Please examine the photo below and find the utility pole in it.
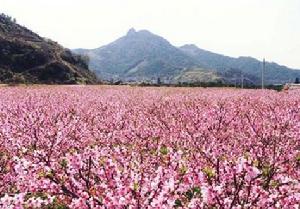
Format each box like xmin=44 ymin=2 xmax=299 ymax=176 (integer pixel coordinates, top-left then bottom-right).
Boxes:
xmin=234 ymin=75 xmax=237 ymax=88
xmin=262 ymin=58 xmax=265 ymax=89
xmin=241 ymin=73 xmax=244 ymax=89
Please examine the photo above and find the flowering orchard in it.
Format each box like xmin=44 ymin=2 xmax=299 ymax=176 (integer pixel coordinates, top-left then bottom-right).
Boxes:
xmin=0 ymin=86 xmax=299 ymax=209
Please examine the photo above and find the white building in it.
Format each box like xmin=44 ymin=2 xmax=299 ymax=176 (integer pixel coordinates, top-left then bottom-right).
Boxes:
xmin=284 ymin=83 xmax=300 ymax=90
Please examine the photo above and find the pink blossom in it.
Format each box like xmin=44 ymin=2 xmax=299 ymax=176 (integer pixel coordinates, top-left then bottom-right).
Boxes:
xmin=0 ymin=86 xmax=299 ymax=208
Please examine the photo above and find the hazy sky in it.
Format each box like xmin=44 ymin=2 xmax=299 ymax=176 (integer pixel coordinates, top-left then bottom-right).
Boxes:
xmin=1 ymin=0 xmax=300 ymax=69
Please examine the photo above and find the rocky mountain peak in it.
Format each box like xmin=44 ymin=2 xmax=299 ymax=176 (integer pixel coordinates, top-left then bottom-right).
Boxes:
xmin=126 ymin=28 xmax=136 ymax=36
xmin=181 ymin=44 xmax=199 ymax=49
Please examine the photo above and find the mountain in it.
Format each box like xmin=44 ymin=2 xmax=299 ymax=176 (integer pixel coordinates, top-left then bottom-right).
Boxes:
xmin=0 ymin=13 xmax=97 ymax=84
xmin=74 ymin=28 xmax=300 ymax=85
xmin=180 ymin=44 xmax=300 ymax=85
xmin=74 ymin=28 xmax=220 ymax=83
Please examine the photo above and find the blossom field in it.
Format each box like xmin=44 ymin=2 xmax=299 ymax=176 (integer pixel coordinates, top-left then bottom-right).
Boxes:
xmin=0 ymin=86 xmax=299 ymax=209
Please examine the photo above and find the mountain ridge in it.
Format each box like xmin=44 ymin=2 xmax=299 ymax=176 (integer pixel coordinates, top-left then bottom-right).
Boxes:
xmin=0 ymin=13 xmax=97 ymax=84
xmin=74 ymin=29 xmax=219 ymax=83
xmin=74 ymin=28 xmax=300 ymax=85
xmin=181 ymin=44 xmax=299 ymax=71
xmin=180 ymin=44 xmax=300 ymax=84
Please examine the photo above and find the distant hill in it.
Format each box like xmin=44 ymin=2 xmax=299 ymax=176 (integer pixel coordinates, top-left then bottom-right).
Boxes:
xmin=75 ymin=29 xmax=300 ymax=85
xmin=74 ymin=29 xmax=219 ymax=83
xmin=0 ymin=13 xmax=97 ymax=84
xmin=180 ymin=44 xmax=300 ymax=85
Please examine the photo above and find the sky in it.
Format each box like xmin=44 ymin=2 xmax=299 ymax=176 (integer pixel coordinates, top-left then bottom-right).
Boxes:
xmin=1 ymin=0 xmax=300 ymax=69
